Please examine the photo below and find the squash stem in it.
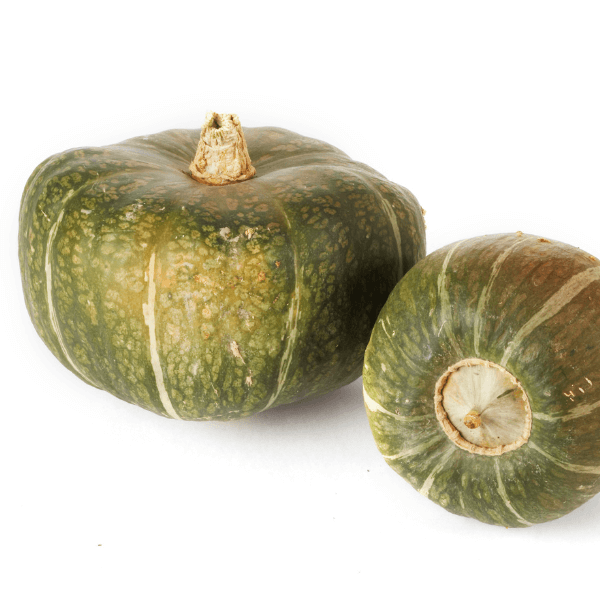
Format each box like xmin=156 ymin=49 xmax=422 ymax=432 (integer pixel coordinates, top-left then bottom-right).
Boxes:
xmin=463 ymin=410 xmax=482 ymax=429
xmin=189 ymin=112 xmax=256 ymax=186
xmin=434 ymin=358 xmax=532 ymax=456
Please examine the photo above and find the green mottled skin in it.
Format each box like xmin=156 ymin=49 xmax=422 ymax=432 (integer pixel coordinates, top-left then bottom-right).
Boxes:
xmin=20 ymin=126 xmax=425 ymax=420
xmin=364 ymin=233 xmax=600 ymax=526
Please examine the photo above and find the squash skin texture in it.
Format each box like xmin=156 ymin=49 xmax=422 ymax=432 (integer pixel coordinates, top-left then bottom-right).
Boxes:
xmin=363 ymin=233 xmax=600 ymax=526
xmin=20 ymin=126 xmax=425 ymax=420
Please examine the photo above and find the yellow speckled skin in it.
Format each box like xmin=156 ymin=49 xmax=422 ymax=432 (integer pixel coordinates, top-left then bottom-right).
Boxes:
xmin=20 ymin=126 xmax=425 ymax=420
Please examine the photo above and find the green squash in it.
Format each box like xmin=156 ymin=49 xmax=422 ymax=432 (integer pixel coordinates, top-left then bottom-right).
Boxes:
xmin=19 ymin=113 xmax=425 ymax=421
xmin=363 ymin=232 xmax=600 ymax=526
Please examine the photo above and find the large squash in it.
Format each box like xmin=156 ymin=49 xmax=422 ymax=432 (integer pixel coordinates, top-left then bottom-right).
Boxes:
xmin=20 ymin=113 xmax=425 ymax=420
xmin=364 ymin=233 xmax=600 ymax=526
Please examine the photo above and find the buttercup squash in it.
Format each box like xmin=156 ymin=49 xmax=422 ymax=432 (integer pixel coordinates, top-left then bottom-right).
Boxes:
xmin=364 ymin=233 xmax=600 ymax=526
xmin=20 ymin=113 xmax=425 ymax=420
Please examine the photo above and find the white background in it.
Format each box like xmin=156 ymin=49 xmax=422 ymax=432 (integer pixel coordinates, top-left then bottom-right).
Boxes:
xmin=2 ymin=1 xmax=600 ymax=598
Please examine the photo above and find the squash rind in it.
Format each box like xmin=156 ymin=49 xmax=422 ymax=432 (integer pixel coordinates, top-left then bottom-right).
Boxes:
xmin=364 ymin=233 xmax=600 ymax=526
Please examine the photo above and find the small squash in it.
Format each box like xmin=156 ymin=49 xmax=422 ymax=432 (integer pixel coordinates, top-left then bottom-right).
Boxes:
xmin=20 ymin=113 xmax=425 ymax=420
xmin=364 ymin=233 xmax=600 ymax=526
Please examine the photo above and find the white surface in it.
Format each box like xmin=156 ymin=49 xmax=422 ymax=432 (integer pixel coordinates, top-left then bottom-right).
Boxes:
xmin=2 ymin=1 xmax=600 ymax=598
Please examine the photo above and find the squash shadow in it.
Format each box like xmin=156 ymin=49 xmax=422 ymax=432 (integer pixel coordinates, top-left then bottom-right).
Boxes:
xmin=204 ymin=377 xmax=600 ymax=537
xmin=246 ymin=379 xmax=600 ymax=538
xmin=226 ymin=376 xmax=368 ymax=438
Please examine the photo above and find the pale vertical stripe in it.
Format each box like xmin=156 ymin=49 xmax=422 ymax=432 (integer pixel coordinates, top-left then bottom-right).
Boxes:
xmin=363 ymin=386 xmax=428 ymax=423
xmin=396 ymin=344 xmax=427 ymax=375
xmin=377 ymin=194 xmax=403 ymax=279
xmin=533 ymin=396 xmax=600 ymax=423
xmin=494 ymin=460 xmax=533 ymax=526
xmin=380 ymin=318 xmax=392 ymax=339
xmin=45 ymin=197 xmax=98 ymax=388
xmin=437 ymin=242 xmax=463 ymax=356
xmin=142 ymin=252 xmax=181 ymax=420
xmin=379 ymin=319 xmax=426 ymax=375
xmin=532 ymin=412 xmax=560 ymax=422
xmin=419 ymin=448 xmax=455 ymax=497
xmin=473 ymin=238 xmax=526 ymax=356
xmin=383 ymin=436 xmax=442 ymax=461
xmin=529 ymin=442 xmax=600 ymax=474
xmin=501 ymin=266 xmax=600 ymax=366
xmin=262 ymin=214 xmax=302 ymax=411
